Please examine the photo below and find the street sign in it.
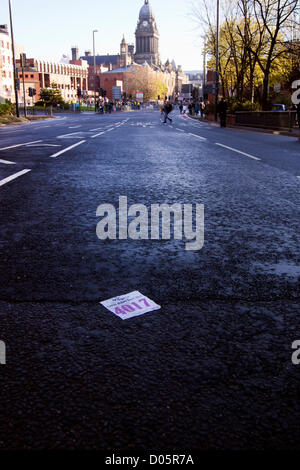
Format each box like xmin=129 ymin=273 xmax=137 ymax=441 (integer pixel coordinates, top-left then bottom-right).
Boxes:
xmin=112 ymin=86 xmax=122 ymax=100
xmin=20 ymin=53 xmax=26 ymax=68
xmin=136 ymin=92 xmax=144 ymax=102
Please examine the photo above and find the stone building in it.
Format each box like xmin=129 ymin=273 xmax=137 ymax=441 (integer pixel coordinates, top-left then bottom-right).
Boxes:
xmin=134 ymin=0 xmax=160 ymax=66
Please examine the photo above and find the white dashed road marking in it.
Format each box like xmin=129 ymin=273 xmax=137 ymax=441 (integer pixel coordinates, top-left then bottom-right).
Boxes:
xmin=0 ymin=159 xmax=16 ymax=165
xmin=0 ymin=140 xmax=43 ymax=151
xmin=91 ymin=131 xmax=106 ymax=139
xmin=26 ymin=144 xmax=61 ymax=148
xmin=215 ymin=143 xmax=261 ymax=161
xmin=188 ymin=133 xmax=207 ymax=141
xmin=50 ymin=140 xmax=86 ymax=158
xmin=0 ymin=169 xmax=31 ymax=187
xmin=57 ymin=132 xmax=83 ymax=139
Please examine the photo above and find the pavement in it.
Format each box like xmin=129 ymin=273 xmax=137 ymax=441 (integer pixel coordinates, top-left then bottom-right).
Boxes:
xmin=190 ymin=114 xmax=300 ymax=138
xmin=0 ymin=109 xmax=299 ymax=450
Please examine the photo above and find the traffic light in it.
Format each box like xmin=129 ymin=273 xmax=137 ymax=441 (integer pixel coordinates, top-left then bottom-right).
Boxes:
xmin=158 ymin=95 xmax=160 ymax=100
xmin=28 ymin=87 xmax=37 ymax=97
xmin=77 ymin=88 xmax=82 ymax=97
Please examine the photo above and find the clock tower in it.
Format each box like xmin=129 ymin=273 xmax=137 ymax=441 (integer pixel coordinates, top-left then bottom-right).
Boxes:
xmin=134 ymin=0 xmax=160 ymax=66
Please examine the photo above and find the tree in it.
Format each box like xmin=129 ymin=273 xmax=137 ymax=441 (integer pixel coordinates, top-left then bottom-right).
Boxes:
xmin=250 ymin=0 xmax=299 ymax=108
xmin=39 ymin=82 xmax=64 ymax=105
xmin=192 ymin=0 xmax=299 ymax=109
xmin=125 ymin=66 xmax=168 ymax=101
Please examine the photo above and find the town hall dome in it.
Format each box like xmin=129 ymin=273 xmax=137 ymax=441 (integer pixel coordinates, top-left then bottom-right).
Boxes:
xmin=139 ymin=0 xmax=154 ymax=21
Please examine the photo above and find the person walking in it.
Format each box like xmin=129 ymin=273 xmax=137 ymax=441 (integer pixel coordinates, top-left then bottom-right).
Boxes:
xmin=163 ymin=101 xmax=173 ymax=124
xmin=179 ymin=103 xmax=183 ymax=114
xmin=219 ymin=98 xmax=228 ymax=128
xmin=200 ymin=101 xmax=205 ymax=118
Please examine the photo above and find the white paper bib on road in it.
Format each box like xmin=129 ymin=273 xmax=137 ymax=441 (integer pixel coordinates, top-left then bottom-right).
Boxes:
xmin=100 ymin=291 xmax=161 ymax=320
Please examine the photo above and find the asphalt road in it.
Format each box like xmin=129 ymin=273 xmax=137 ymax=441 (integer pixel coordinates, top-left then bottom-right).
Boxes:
xmin=0 ymin=109 xmax=299 ymax=450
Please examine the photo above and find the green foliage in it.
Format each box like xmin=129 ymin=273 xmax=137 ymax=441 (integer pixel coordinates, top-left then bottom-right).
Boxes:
xmin=270 ymin=92 xmax=292 ymax=109
xmin=200 ymin=0 xmax=298 ymax=109
xmin=39 ymin=83 xmax=64 ymax=105
xmin=227 ymin=99 xmax=260 ymax=114
xmin=0 ymin=101 xmax=15 ymax=116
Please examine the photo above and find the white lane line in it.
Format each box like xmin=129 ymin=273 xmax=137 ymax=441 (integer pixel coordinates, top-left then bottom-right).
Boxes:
xmin=176 ymin=128 xmax=184 ymax=132
xmin=57 ymin=132 xmax=82 ymax=139
xmin=91 ymin=131 xmax=106 ymax=139
xmin=297 ymin=176 xmax=300 ymax=179
xmin=188 ymin=133 xmax=207 ymax=141
xmin=69 ymin=125 xmax=81 ymax=129
xmin=0 ymin=169 xmax=31 ymax=187
xmin=215 ymin=143 xmax=261 ymax=161
xmin=106 ymin=128 xmax=114 ymax=132
xmin=0 ymin=158 xmax=16 ymax=165
xmin=49 ymin=140 xmax=86 ymax=158
xmin=90 ymin=127 xmax=103 ymax=132
xmin=26 ymin=144 xmax=61 ymax=147
xmin=0 ymin=140 xmax=42 ymax=151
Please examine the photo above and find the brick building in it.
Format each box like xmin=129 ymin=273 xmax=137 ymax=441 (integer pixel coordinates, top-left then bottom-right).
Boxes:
xmin=16 ymin=57 xmax=89 ymax=103
xmin=18 ymin=68 xmax=40 ymax=106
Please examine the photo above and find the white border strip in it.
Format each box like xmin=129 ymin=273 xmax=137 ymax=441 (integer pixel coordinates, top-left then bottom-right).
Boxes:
xmin=49 ymin=140 xmax=86 ymax=158
xmin=215 ymin=143 xmax=261 ymax=161
xmin=0 ymin=169 xmax=31 ymax=187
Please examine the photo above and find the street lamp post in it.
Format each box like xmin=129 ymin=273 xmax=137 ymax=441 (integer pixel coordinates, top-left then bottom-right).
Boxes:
xmin=8 ymin=0 xmax=20 ymax=117
xmin=214 ymin=0 xmax=220 ymax=122
xmin=93 ymin=29 xmax=98 ymax=112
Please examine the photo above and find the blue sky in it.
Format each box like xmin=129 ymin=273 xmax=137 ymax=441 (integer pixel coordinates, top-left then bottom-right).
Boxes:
xmin=0 ymin=0 xmax=203 ymax=70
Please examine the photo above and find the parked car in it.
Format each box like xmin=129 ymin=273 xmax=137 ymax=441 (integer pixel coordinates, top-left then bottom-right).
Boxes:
xmin=272 ymin=104 xmax=286 ymax=111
